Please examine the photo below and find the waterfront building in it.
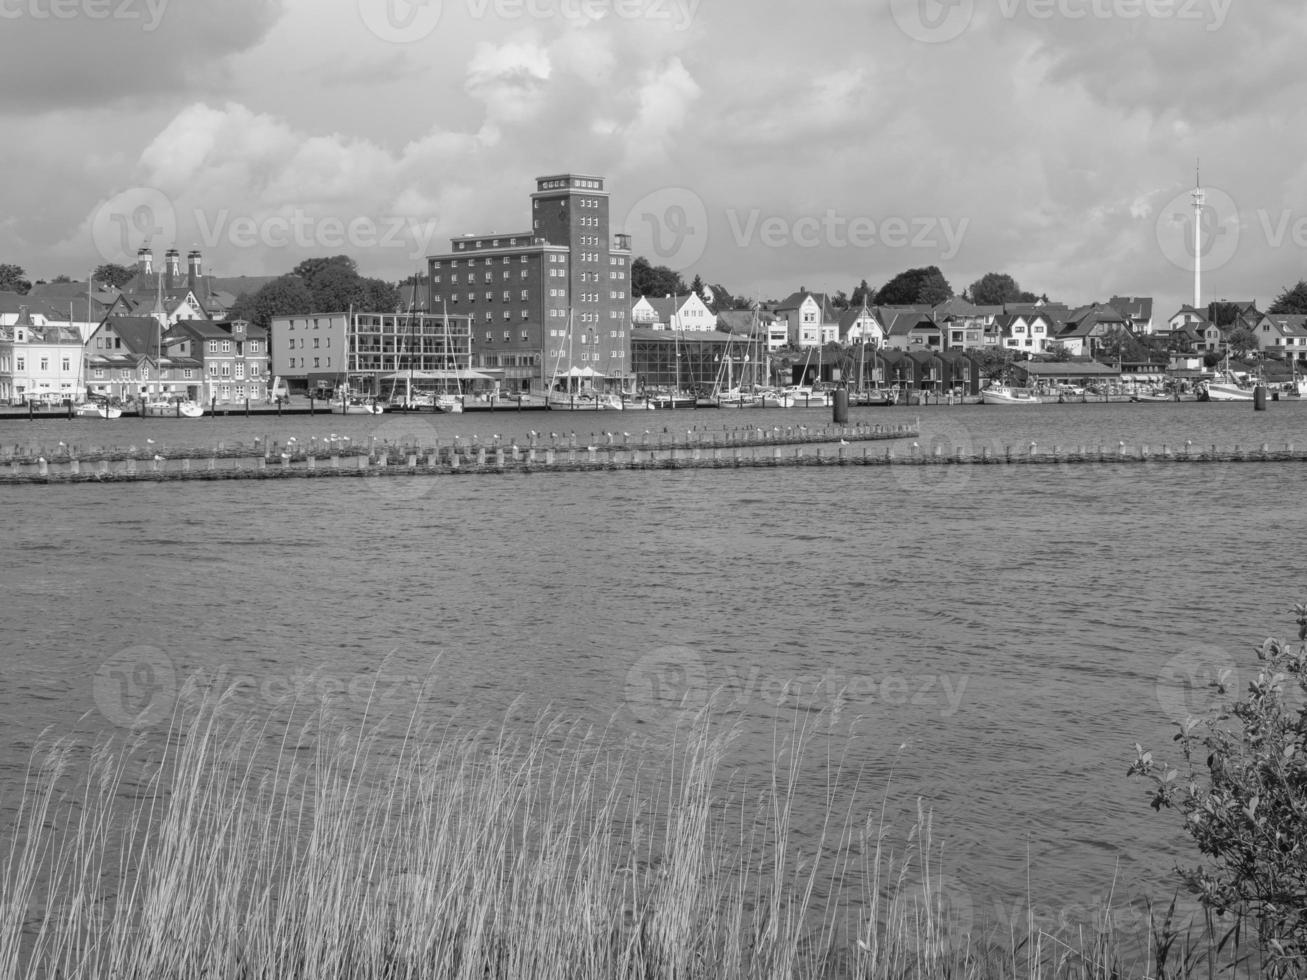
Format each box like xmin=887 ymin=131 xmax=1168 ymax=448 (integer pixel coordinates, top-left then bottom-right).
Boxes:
xmin=83 ymin=315 xmax=203 ymax=403
xmin=269 ymin=310 xmax=473 ymax=398
xmin=0 ymin=307 xmax=86 ymax=405
xmin=427 ymin=174 xmax=633 ymax=394
xmin=168 ymin=319 xmax=271 ymax=406
xmin=628 ymin=327 xmax=739 ymax=391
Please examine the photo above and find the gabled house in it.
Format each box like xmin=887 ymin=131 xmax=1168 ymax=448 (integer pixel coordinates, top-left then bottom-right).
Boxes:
xmin=631 ymin=292 xmax=715 ymax=332
xmin=879 ymin=307 xmax=942 ymax=351
xmin=1108 ymin=296 xmax=1154 ymax=335
xmin=83 ymin=315 xmax=204 ymax=402
xmin=838 ymin=303 xmax=884 ymax=347
xmin=1260 ymin=314 xmax=1307 ymax=362
xmin=1055 ymin=304 xmax=1130 ymax=357
xmin=169 ymin=319 xmax=271 ymax=405
xmin=994 ymin=312 xmax=1053 ymax=355
xmin=775 ymin=289 xmax=840 ymax=348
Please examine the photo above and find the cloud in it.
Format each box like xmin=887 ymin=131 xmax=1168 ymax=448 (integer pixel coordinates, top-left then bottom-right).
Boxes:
xmin=0 ymin=1 xmax=285 ymax=113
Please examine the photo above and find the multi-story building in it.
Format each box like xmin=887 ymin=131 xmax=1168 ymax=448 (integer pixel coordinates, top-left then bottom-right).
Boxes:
xmin=427 ymin=174 xmax=633 ymax=393
xmin=83 ymin=315 xmax=204 ymax=403
xmin=2 ymin=307 xmax=88 ymax=405
xmin=269 ymin=311 xmax=473 ymax=398
xmin=168 ymin=319 xmax=271 ymax=405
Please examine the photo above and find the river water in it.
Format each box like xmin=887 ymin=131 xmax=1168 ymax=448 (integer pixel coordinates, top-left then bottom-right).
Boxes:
xmin=2 ymin=399 xmax=1304 ymax=942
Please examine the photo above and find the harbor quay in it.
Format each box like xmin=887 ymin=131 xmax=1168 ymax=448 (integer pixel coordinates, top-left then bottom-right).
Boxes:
xmin=0 ymin=421 xmax=1302 ymax=484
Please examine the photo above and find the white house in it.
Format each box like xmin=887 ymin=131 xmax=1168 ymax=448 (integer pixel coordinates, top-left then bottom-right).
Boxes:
xmin=995 ymin=312 xmax=1053 ymax=354
xmin=3 ymin=308 xmax=85 ymax=405
xmin=631 ymin=293 xmax=715 ymax=332
xmin=838 ymin=304 xmax=884 ymax=347
xmin=775 ymin=290 xmax=839 ymax=348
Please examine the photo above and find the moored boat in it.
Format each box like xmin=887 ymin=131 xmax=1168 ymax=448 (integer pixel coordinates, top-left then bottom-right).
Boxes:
xmin=73 ymin=401 xmax=123 ymax=419
xmin=141 ymin=398 xmax=204 ymax=418
xmin=981 ymin=384 xmax=1041 ymax=405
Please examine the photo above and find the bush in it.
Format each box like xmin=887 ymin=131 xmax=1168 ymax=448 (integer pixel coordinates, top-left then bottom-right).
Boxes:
xmin=1129 ymin=603 xmax=1307 ymax=978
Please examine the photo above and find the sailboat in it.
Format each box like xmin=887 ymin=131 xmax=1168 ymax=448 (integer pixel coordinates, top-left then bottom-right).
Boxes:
xmin=435 ymin=301 xmax=464 ymax=413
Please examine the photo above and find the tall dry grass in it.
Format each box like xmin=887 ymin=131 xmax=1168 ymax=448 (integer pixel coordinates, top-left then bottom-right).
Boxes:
xmin=0 ymin=681 xmax=1251 ymax=979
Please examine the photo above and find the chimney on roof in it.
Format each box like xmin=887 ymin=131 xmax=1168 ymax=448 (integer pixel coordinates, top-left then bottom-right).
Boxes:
xmin=187 ymin=249 xmax=202 ymax=279
xmin=137 ymin=247 xmax=153 ymax=277
xmin=165 ymin=248 xmax=181 ymax=285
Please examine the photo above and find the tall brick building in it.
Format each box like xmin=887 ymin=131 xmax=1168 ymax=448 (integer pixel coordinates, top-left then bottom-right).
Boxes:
xmin=427 ymin=174 xmax=632 ymax=393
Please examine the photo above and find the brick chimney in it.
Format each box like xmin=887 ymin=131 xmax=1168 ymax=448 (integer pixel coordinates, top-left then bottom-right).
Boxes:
xmin=165 ymin=248 xmax=181 ymax=285
xmin=187 ymin=249 xmax=202 ymax=283
xmin=137 ymin=247 xmax=153 ymax=277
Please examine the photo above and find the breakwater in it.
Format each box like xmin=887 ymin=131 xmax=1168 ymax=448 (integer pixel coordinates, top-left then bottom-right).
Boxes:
xmin=0 ymin=421 xmax=920 ymax=484
xmin=2 ymin=424 xmax=1304 ymax=485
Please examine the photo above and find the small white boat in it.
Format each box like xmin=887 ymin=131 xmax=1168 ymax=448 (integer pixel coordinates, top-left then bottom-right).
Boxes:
xmin=981 ymin=385 xmax=1041 ymax=405
xmin=73 ymin=402 xmax=122 ymax=419
xmin=331 ymin=398 xmax=384 ymax=415
xmin=142 ymin=398 xmax=204 ymax=418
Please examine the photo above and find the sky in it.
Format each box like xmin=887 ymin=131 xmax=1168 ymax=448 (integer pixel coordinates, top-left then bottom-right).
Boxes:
xmin=3 ymin=0 xmax=1306 ymax=320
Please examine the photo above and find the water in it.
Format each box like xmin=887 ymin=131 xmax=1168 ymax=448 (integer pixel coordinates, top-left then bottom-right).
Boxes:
xmin=2 ymin=399 xmax=1304 ymax=942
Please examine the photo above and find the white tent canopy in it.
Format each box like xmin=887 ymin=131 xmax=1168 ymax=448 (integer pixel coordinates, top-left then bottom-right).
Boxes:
xmin=379 ymin=369 xmax=497 ymax=381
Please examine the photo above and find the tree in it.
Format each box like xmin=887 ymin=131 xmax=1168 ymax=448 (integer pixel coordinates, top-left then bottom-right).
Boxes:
xmin=1044 ymin=341 xmax=1072 ymax=362
xmin=1130 ymin=603 xmax=1307 ymax=978
xmin=1208 ymin=302 xmax=1244 ymax=328
xmin=93 ymin=263 xmax=136 ymax=290
xmin=1268 ymin=280 xmax=1307 ymax=315
xmin=230 ymin=276 xmax=315 ymax=329
xmin=968 ymin=272 xmax=1038 ymax=306
xmin=292 ymin=255 xmax=357 ymax=282
xmin=689 ymin=274 xmax=705 ymax=297
xmin=874 ymin=266 xmax=952 ymax=306
xmin=0 ymin=264 xmax=32 ymax=294
xmin=1226 ymin=325 xmax=1259 ymax=359
xmin=631 ymin=257 xmax=687 ymax=298
xmin=850 ymin=279 xmax=873 ymax=308
xmin=830 ymin=290 xmax=849 ymax=311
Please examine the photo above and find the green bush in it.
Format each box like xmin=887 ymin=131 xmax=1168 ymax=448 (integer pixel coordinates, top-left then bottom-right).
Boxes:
xmin=1130 ymin=603 xmax=1307 ymax=978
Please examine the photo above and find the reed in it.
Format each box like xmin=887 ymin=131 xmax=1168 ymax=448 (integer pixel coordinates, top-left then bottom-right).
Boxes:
xmin=0 ymin=682 xmax=1250 ymax=979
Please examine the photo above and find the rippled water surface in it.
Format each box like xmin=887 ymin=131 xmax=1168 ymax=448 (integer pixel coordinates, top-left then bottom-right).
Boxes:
xmin=2 ymin=399 xmax=1304 ymax=934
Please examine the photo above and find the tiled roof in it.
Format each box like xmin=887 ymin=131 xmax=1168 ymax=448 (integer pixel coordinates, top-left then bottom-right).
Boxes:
xmin=100 ymin=316 xmax=165 ymax=356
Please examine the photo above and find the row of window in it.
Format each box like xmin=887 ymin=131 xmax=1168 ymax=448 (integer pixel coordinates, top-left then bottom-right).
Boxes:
xmin=549 ymin=329 xmax=626 ymax=339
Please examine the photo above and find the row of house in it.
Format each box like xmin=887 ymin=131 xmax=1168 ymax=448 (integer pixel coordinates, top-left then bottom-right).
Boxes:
xmin=633 ymin=289 xmax=1307 ymax=363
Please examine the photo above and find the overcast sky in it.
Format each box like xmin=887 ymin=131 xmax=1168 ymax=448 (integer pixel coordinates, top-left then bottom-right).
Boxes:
xmin=3 ymin=0 xmax=1305 ymax=318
